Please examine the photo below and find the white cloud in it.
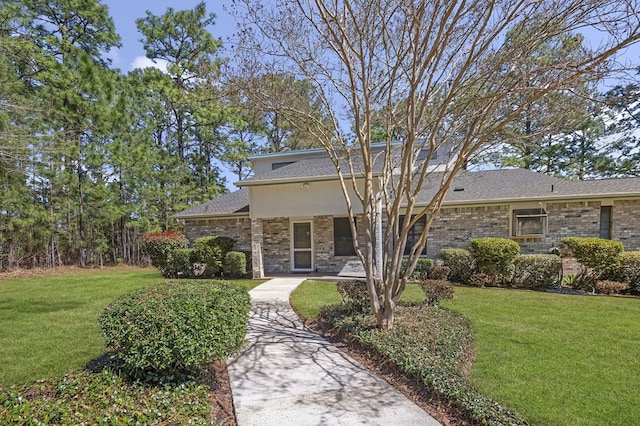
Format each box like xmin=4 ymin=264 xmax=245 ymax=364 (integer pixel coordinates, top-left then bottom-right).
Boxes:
xmin=130 ymin=56 xmax=169 ymax=73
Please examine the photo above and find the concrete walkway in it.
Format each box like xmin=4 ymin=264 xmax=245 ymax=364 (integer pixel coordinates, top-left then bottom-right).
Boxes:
xmin=227 ymin=277 xmax=440 ymax=426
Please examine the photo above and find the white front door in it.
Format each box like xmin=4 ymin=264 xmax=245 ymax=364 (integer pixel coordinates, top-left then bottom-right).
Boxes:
xmin=291 ymin=220 xmax=313 ymax=272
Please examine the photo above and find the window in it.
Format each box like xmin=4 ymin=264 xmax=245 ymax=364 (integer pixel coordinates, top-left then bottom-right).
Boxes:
xmin=399 ymin=215 xmax=427 ymax=255
xmin=334 ymin=217 xmax=356 ymax=256
xmin=512 ymin=208 xmax=547 ymax=237
xmin=599 ymin=206 xmax=612 ymax=239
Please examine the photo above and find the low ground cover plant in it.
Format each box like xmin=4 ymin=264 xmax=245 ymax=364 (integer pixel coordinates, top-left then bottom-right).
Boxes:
xmin=0 ymin=370 xmax=211 ymax=425
xmin=320 ymin=303 xmax=526 ymax=425
xmin=100 ymin=281 xmax=250 ymax=376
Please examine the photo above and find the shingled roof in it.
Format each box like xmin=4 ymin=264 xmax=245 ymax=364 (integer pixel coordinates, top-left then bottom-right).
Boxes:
xmin=416 ymin=169 xmax=640 ymax=205
xmin=173 ymin=187 xmax=249 ymax=219
xmin=175 ymin=167 xmax=640 ymax=220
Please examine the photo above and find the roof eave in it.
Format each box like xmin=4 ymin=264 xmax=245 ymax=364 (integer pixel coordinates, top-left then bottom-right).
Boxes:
xmin=432 ymin=192 xmax=640 ymax=208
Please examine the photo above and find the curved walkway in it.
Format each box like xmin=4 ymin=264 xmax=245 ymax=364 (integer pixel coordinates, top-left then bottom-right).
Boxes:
xmin=227 ymin=277 xmax=440 ymax=426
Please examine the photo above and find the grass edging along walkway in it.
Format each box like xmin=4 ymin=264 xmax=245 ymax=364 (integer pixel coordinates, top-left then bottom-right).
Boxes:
xmin=291 ymin=280 xmax=640 ymax=426
xmin=0 ymin=267 xmax=264 ymax=386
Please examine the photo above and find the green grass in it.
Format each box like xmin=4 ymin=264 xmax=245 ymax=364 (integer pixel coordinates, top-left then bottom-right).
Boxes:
xmin=0 ymin=268 xmax=265 ymax=386
xmin=441 ymin=287 xmax=640 ymax=426
xmin=290 ymin=280 xmax=342 ymax=318
xmin=291 ymin=280 xmax=640 ymax=425
xmin=290 ymin=279 xmax=424 ymax=319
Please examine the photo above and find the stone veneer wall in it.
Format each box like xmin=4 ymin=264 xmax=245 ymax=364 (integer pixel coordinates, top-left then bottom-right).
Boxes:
xmin=313 ymin=215 xmax=364 ymax=274
xmin=425 ymin=200 xmax=640 ymax=257
xmin=261 ymin=217 xmax=290 ymax=274
xmin=426 ymin=205 xmax=510 ymax=258
xmin=183 ymin=217 xmax=252 ymax=250
xmin=184 ymin=198 xmax=639 ymax=276
xmin=613 ymin=200 xmax=640 ymax=251
xmin=258 ymin=215 xmax=364 ymax=275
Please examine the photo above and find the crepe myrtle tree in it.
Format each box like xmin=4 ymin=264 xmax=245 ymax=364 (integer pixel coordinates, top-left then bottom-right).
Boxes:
xmin=232 ymin=0 xmax=640 ymax=329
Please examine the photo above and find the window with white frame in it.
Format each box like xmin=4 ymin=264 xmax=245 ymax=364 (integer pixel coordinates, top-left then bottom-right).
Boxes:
xmin=512 ymin=208 xmax=547 ymax=237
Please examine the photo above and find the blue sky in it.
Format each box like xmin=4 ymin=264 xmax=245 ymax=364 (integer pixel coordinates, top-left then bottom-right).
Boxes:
xmin=102 ymin=0 xmax=236 ymax=72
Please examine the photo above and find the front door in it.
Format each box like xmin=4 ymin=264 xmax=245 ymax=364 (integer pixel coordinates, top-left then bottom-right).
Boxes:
xmin=291 ymin=221 xmax=313 ymax=272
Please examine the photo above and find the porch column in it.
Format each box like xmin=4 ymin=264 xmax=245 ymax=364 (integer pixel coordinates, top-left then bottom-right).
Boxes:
xmin=251 ymin=218 xmax=264 ymax=278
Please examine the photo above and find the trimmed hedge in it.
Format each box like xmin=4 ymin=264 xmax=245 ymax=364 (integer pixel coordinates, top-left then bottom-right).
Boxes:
xmin=224 ymin=251 xmax=247 ymax=278
xmin=192 ymin=236 xmax=236 ymax=277
xmin=439 ymin=248 xmax=474 ymax=284
xmin=512 ymin=254 xmax=562 ymax=290
xmin=620 ymin=251 xmax=640 ymax=294
xmin=141 ymin=232 xmax=189 ymax=277
xmin=470 ymin=238 xmax=520 ymax=286
xmin=99 ymin=281 xmax=250 ymax=375
xmin=562 ymin=237 xmax=624 ymax=287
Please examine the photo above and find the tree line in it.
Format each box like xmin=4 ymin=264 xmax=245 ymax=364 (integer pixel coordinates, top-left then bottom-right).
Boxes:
xmin=0 ymin=1 xmax=324 ymax=268
xmin=0 ymin=0 xmax=638 ymax=270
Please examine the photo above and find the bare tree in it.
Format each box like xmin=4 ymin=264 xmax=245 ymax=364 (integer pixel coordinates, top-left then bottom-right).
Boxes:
xmin=232 ymin=0 xmax=640 ymax=329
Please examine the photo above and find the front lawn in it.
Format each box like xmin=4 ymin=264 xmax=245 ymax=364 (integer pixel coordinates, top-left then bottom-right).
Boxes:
xmin=292 ymin=280 xmax=640 ymax=426
xmin=441 ymin=287 xmax=640 ymax=426
xmin=0 ymin=268 xmax=264 ymax=386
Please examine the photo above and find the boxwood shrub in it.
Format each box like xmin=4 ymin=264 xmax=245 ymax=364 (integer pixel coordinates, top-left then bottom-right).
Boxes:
xmin=619 ymin=251 xmax=640 ymax=294
xmin=141 ymin=232 xmax=189 ymax=276
xmin=562 ymin=237 xmax=624 ymax=287
xmin=224 ymin=251 xmax=247 ymax=278
xmin=512 ymin=254 xmax=562 ymax=289
xmin=439 ymin=248 xmax=474 ymax=284
xmin=192 ymin=236 xmax=236 ymax=277
xmin=336 ymin=280 xmax=372 ymax=313
xmin=99 ymin=281 xmax=250 ymax=375
xmin=470 ymin=238 xmax=520 ymax=286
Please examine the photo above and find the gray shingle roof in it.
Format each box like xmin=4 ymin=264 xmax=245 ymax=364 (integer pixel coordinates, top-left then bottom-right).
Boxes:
xmin=173 ymin=187 xmax=249 ymax=219
xmin=417 ymin=169 xmax=640 ymax=205
xmin=174 ymin=167 xmax=640 ymax=219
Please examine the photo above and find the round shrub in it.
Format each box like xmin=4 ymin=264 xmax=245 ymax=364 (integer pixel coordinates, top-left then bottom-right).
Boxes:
xmin=439 ymin=248 xmax=474 ymax=284
xmin=337 ymin=280 xmax=373 ymax=313
xmin=410 ymin=258 xmax=434 ymax=280
xmin=224 ymin=251 xmax=247 ymax=278
xmin=562 ymin=237 xmax=624 ymax=286
xmin=141 ymin=232 xmax=189 ymax=273
xmin=512 ymin=254 xmax=562 ymax=290
xmin=420 ymin=279 xmax=454 ymax=306
xmin=192 ymin=236 xmax=236 ymax=277
xmin=163 ymin=248 xmax=194 ymax=278
xmin=470 ymin=238 xmax=520 ymax=286
xmin=99 ymin=281 xmax=250 ymax=375
xmin=429 ymin=265 xmax=451 ymax=280
xmin=619 ymin=251 xmax=640 ymax=294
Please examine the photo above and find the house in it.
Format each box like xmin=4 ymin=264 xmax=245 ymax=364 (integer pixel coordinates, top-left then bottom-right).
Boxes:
xmin=173 ymin=147 xmax=640 ymax=278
